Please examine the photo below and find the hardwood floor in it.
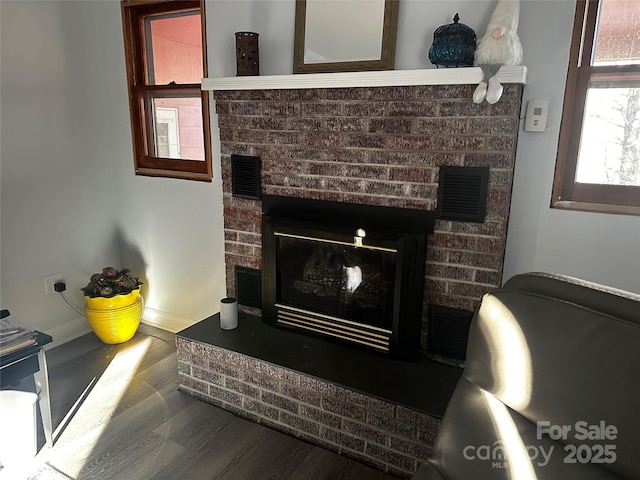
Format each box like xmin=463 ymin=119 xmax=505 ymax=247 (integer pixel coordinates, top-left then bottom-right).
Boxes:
xmin=34 ymin=324 xmax=398 ymax=479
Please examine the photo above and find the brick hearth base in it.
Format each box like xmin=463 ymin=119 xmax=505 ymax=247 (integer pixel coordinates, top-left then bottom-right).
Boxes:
xmin=176 ymin=316 xmax=453 ymax=477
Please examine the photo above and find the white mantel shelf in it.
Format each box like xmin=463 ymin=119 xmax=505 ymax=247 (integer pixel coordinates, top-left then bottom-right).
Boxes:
xmin=201 ymin=66 xmax=527 ymax=91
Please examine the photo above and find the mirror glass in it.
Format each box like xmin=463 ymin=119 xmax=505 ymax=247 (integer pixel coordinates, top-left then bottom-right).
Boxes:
xmin=294 ymin=0 xmax=399 ymax=73
xmin=304 ymin=1 xmax=384 ymax=64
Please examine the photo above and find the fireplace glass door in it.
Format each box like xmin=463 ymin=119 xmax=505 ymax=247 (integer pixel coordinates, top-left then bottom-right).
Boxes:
xmin=276 ymin=233 xmax=397 ymax=330
xmin=262 ymin=195 xmax=434 ymax=358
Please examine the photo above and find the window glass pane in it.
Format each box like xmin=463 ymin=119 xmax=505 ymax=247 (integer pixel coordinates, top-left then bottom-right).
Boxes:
xmin=594 ymin=0 xmax=640 ymax=65
xmin=575 ymin=87 xmax=640 ymax=185
xmin=146 ymin=12 xmax=202 ymax=84
xmin=151 ymin=95 xmax=205 ymax=161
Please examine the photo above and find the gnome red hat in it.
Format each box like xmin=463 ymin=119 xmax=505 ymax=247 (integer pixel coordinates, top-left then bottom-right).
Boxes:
xmin=473 ymin=0 xmax=523 ymax=104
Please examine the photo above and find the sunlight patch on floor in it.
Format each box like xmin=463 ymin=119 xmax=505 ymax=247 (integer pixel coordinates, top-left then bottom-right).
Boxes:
xmin=41 ymin=338 xmax=152 ymax=478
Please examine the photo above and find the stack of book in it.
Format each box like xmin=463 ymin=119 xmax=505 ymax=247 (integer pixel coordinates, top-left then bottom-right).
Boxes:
xmin=0 ymin=313 xmax=37 ymax=356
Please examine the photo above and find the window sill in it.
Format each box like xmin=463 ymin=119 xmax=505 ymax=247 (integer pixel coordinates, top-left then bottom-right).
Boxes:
xmin=552 ymin=200 xmax=640 ymax=217
xmin=136 ymin=167 xmax=212 ymax=182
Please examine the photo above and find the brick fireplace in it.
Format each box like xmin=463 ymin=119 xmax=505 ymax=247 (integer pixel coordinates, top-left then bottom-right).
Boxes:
xmin=216 ymin=82 xmax=523 ymax=357
xmin=177 ymin=76 xmax=524 ymax=477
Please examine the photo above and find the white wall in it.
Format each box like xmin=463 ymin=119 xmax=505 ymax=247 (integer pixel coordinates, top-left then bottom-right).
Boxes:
xmin=2 ymin=0 xmax=637 ymax=347
xmin=205 ymin=0 xmax=494 ymax=76
xmin=503 ymin=1 xmax=640 ymax=293
xmin=206 ymin=0 xmax=639 ymax=294
xmin=1 ymin=1 xmax=121 ymax=345
xmin=1 ymin=0 xmax=226 ymax=345
xmin=83 ymin=1 xmax=227 ymax=330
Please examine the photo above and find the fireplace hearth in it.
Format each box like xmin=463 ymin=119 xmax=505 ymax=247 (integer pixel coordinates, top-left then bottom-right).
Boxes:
xmin=262 ymin=195 xmax=436 ymax=360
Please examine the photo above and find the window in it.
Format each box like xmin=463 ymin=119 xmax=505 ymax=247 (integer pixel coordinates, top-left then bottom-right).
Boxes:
xmin=553 ymin=0 xmax=640 ymax=214
xmin=121 ymin=0 xmax=212 ymax=181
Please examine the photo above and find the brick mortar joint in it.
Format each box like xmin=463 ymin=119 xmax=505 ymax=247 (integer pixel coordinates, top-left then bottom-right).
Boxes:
xmin=427 ymin=260 xmax=500 ymax=271
xmin=432 ymin=230 xmax=505 ymax=239
xmin=427 ymin=274 xmax=499 ymax=284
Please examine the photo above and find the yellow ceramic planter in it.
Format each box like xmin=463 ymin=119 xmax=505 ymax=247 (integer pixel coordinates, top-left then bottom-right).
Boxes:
xmin=84 ymin=288 xmax=141 ymax=309
xmin=84 ymin=290 xmax=143 ymax=344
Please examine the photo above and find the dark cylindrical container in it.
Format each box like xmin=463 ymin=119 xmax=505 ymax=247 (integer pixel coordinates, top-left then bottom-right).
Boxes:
xmin=235 ymin=32 xmax=259 ymax=76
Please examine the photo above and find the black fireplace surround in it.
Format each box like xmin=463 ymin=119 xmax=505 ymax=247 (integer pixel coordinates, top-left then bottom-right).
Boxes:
xmin=262 ymin=195 xmax=436 ymax=360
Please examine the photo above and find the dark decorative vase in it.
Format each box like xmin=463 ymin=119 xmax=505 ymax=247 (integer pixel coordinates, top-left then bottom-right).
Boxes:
xmin=235 ymin=31 xmax=259 ymax=76
xmin=428 ymin=13 xmax=476 ymax=68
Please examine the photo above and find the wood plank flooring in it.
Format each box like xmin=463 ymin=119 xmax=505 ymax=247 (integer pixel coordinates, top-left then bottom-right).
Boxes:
xmin=33 ymin=324 xmax=399 ymax=479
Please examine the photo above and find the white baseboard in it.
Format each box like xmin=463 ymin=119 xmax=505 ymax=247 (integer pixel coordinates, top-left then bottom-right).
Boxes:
xmin=40 ymin=308 xmax=196 ymax=349
xmin=45 ymin=316 xmax=92 ymax=350
xmin=141 ymin=307 xmax=197 ymax=333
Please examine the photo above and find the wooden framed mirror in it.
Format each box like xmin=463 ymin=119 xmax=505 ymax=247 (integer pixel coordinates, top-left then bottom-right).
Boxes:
xmin=293 ymin=0 xmax=399 ymax=74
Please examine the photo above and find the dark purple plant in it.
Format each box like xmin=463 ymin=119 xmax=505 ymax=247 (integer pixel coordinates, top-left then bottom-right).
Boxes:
xmin=82 ymin=267 xmax=142 ymax=298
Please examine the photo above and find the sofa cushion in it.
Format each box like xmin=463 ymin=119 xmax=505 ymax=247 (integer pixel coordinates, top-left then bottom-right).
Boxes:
xmin=423 ymin=378 xmax=622 ymax=479
xmin=416 ymin=275 xmax=640 ymax=479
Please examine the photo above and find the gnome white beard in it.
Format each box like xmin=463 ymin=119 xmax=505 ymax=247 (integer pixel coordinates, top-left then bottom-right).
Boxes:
xmin=475 ymin=0 xmax=523 ymax=66
xmin=473 ymin=0 xmax=523 ymax=104
xmin=475 ymin=32 xmax=523 ymax=66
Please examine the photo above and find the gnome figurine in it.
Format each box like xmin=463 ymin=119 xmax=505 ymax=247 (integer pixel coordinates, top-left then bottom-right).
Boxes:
xmin=473 ymin=0 xmax=523 ymax=104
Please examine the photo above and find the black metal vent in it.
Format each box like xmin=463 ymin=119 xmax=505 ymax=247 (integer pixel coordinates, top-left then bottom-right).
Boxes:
xmin=428 ymin=305 xmax=473 ymax=360
xmin=235 ymin=266 xmax=261 ymax=308
xmin=437 ymin=166 xmax=489 ymax=222
xmin=231 ymin=154 xmax=261 ymax=199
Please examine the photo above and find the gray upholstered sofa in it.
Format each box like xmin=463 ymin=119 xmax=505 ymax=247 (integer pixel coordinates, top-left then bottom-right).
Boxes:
xmin=414 ymin=272 xmax=640 ymax=479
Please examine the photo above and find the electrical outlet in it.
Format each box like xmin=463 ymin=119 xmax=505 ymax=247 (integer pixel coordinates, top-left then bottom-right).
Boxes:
xmin=43 ymin=273 xmax=64 ymax=295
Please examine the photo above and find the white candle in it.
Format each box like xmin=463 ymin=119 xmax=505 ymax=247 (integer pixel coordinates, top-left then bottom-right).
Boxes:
xmin=220 ymin=297 xmax=238 ymax=330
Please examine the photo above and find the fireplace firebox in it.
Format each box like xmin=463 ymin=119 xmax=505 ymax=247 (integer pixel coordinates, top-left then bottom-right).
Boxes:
xmin=262 ymin=195 xmax=436 ymax=360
